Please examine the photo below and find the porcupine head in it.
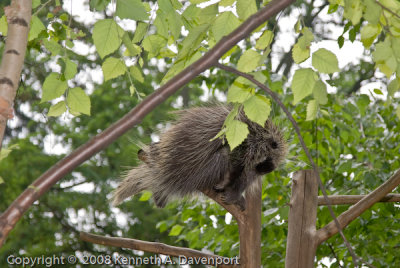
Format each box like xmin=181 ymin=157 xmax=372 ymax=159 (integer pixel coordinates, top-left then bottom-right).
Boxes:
xmin=112 ymin=105 xmax=287 ymax=209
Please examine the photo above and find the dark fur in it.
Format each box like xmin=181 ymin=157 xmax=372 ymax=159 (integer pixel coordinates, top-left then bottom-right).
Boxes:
xmin=112 ymin=105 xmax=287 ymax=209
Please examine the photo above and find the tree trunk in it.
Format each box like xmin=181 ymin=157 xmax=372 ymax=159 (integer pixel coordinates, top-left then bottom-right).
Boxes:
xmin=285 ymin=170 xmax=318 ymax=268
xmin=238 ymin=178 xmax=262 ymax=267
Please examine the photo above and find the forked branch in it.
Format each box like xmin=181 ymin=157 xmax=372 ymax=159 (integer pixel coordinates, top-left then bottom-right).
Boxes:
xmin=317 ymin=169 xmax=400 ymax=245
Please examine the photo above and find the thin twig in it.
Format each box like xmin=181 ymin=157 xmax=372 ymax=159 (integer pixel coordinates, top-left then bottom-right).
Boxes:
xmin=214 ymin=62 xmax=360 ymax=267
xmin=33 ymin=0 xmax=53 ymax=16
xmin=327 ymin=243 xmax=344 ymax=268
xmin=80 ymin=232 xmax=239 ymax=268
xmin=375 ymin=1 xmax=400 ymax=19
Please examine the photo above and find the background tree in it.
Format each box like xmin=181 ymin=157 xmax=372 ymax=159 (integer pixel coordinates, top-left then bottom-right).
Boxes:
xmin=0 ymin=0 xmax=399 ymax=267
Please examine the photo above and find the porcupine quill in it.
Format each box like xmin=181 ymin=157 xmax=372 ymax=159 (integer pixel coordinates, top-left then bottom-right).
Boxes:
xmin=112 ymin=105 xmax=287 ymax=210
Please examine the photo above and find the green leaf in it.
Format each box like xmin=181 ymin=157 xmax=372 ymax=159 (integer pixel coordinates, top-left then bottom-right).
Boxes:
xmin=93 ymin=19 xmax=124 ymax=58
xmin=237 ymin=49 xmax=262 ymax=73
xmin=356 ymin=94 xmax=370 ymax=115
xmin=220 ymin=0 xmax=235 ymax=6
xmin=211 ymin=12 xmax=240 ymax=42
xmin=312 ymin=48 xmax=339 ymax=74
xmin=338 ymin=35 xmax=344 ymax=48
xmin=360 ymin=24 xmax=380 ymax=48
xmin=159 ymin=0 xmax=175 ymax=13
xmin=0 ymin=144 xmax=19 ymax=161
xmin=169 ymin=224 xmax=183 ymax=236
xmin=132 ymin=22 xmax=148 ymax=43
xmin=237 ymin=0 xmax=257 ymax=21
xmin=130 ymin=65 xmax=144 ymax=83
xmin=372 ymin=40 xmax=392 ymax=61
xmin=116 ymin=0 xmax=148 ymax=21
xmin=292 ymin=68 xmax=317 ymax=105
xmin=349 ymin=27 xmax=357 ymax=42
xmin=102 ymin=57 xmax=126 ymax=81
xmin=167 ymin=11 xmax=182 ymax=40
xmin=298 ymin=27 xmax=314 ymax=49
xmin=139 ymin=191 xmax=152 ymax=201
xmin=122 ymin=32 xmax=141 ymax=57
xmin=227 ymin=81 xmax=253 ymax=103
xmin=129 ymin=85 xmax=136 ymax=96
xmin=0 ymin=16 xmax=8 ymax=36
xmin=154 ymin=11 xmax=169 ymax=38
xmin=397 ymin=106 xmax=400 ymax=120
xmin=28 ymin=15 xmax=46 ymax=41
xmin=177 ymin=24 xmax=209 ymax=60
xmin=344 ymin=0 xmax=362 ymax=25
xmin=182 ymin=5 xmax=200 ymax=27
xmin=64 ymin=58 xmax=78 ymax=80
xmin=67 ymin=87 xmax=91 ymax=115
xmin=306 ymin=100 xmax=318 ymax=121
xmin=225 ymin=105 xmax=239 ymax=126
xmin=32 ymin=0 xmax=41 ymax=8
xmin=388 ymin=79 xmax=399 ymax=97
xmin=60 ymin=13 xmax=69 ymax=22
xmin=313 ymin=80 xmax=328 ymax=105
xmin=124 ymin=42 xmax=141 ymax=57
xmin=256 ymin=30 xmax=274 ymax=50
xmin=43 ymin=39 xmax=62 ymax=56
xmin=243 ymin=95 xmax=271 ymax=126
xmin=90 ymin=0 xmax=109 ymax=11
xmin=41 ymin=73 xmax=68 ymax=103
xmin=292 ymin=43 xmax=310 ymax=64
xmin=48 ymin=101 xmax=67 ymax=117
xmin=161 ymin=51 xmax=201 ymax=83
xmin=0 ymin=177 xmax=3 ymax=184
xmin=197 ymin=4 xmax=218 ymax=25
xmin=364 ymin=0 xmax=382 ymax=24
xmin=225 ymin=119 xmax=249 ymax=150
xmin=143 ymin=34 xmax=167 ymax=58
xmin=189 ymin=0 xmax=208 ymax=3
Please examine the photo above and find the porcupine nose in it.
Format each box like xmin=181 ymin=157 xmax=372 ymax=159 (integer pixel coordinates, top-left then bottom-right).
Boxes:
xmin=255 ymin=158 xmax=275 ymax=174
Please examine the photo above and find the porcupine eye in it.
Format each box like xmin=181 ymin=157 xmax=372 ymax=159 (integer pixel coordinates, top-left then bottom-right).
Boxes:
xmin=270 ymin=140 xmax=278 ymax=149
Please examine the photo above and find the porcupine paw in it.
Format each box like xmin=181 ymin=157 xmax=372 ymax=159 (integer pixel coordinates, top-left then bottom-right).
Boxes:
xmin=220 ymin=192 xmax=246 ymax=211
xmin=213 ymin=183 xmax=225 ymax=193
xmin=235 ymin=196 xmax=246 ymax=211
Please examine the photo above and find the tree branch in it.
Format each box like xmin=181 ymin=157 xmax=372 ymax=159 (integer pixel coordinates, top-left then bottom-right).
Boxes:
xmin=202 ymin=190 xmax=245 ymax=224
xmin=79 ymin=232 xmax=239 ymax=268
xmin=318 ymin=193 xmax=400 ymax=206
xmin=317 ymin=169 xmax=400 ymax=245
xmin=0 ymin=0 xmax=32 ymax=151
xmin=0 ymin=0 xmax=296 ymax=247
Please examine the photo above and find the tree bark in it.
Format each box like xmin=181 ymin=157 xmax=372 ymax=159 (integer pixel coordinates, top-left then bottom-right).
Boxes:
xmin=0 ymin=0 xmax=32 ymax=150
xmin=285 ymin=170 xmax=318 ymax=268
xmin=237 ymin=178 xmax=262 ymax=268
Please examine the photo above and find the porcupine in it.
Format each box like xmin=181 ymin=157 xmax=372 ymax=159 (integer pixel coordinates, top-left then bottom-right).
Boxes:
xmin=112 ymin=105 xmax=287 ymax=210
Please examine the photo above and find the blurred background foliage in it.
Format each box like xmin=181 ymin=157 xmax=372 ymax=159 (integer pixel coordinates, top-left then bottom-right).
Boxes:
xmin=0 ymin=0 xmax=399 ymax=267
